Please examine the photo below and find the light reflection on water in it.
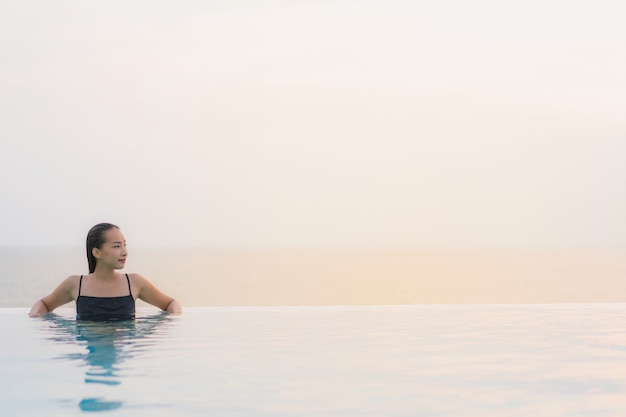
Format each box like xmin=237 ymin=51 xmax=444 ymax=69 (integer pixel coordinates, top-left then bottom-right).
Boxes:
xmin=39 ymin=312 xmax=175 ymax=412
xmin=1 ymin=304 xmax=625 ymax=416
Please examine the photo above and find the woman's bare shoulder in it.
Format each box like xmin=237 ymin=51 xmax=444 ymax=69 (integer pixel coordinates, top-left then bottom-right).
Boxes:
xmin=61 ymin=274 xmax=81 ymax=289
xmin=127 ymin=272 xmax=149 ymax=285
xmin=40 ymin=275 xmax=81 ymax=306
xmin=65 ymin=274 xmax=82 ymax=280
xmin=127 ymin=273 xmax=157 ymax=298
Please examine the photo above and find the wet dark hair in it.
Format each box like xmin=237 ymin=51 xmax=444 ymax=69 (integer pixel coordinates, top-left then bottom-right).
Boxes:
xmin=86 ymin=223 xmax=119 ymax=273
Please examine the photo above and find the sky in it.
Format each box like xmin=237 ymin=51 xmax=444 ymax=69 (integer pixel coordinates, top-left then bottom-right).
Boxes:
xmin=0 ymin=0 xmax=624 ymax=249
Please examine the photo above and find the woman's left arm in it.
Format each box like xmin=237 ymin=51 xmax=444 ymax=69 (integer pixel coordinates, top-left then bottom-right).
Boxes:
xmin=132 ymin=273 xmax=182 ymax=314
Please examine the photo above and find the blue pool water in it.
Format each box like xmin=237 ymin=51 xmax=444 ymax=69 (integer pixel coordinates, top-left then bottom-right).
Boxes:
xmin=1 ymin=304 xmax=625 ymax=416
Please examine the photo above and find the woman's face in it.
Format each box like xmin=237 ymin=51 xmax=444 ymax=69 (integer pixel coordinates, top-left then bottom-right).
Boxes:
xmin=94 ymin=228 xmax=128 ymax=270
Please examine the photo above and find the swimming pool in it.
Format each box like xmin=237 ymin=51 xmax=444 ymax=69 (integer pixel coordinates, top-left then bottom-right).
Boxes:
xmin=1 ymin=304 xmax=625 ymax=416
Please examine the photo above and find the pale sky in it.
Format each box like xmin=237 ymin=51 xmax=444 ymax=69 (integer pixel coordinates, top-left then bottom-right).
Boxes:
xmin=1 ymin=0 xmax=624 ymax=249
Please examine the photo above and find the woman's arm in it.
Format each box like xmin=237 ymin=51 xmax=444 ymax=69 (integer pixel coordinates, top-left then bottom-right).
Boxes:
xmin=132 ymin=273 xmax=182 ymax=314
xmin=164 ymin=299 xmax=182 ymax=314
xmin=28 ymin=276 xmax=77 ymax=317
xmin=29 ymin=299 xmax=51 ymax=317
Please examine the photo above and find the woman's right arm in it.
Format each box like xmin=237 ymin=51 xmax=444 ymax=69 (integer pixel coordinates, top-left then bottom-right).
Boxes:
xmin=28 ymin=276 xmax=78 ymax=317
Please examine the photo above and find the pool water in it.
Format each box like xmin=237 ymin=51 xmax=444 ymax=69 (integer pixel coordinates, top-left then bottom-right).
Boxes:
xmin=1 ymin=304 xmax=625 ymax=416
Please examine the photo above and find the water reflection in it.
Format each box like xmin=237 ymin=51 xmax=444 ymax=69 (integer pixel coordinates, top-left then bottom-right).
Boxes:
xmin=40 ymin=312 xmax=173 ymax=412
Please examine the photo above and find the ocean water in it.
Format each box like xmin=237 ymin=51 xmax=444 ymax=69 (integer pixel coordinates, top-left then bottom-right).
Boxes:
xmin=1 ymin=304 xmax=625 ymax=416
xmin=1 ymin=248 xmax=625 ymax=306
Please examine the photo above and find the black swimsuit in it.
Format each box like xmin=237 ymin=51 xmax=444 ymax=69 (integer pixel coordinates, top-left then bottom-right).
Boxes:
xmin=76 ymin=274 xmax=136 ymax=321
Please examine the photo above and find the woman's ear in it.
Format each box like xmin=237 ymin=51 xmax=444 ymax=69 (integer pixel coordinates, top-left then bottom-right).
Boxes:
xmin=92 ymin=247 xmax=101 ymax=259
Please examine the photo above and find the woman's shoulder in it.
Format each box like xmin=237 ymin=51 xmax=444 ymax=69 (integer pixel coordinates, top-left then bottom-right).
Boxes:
xmin=126 ymin=273 xmax=154 ymax=295
xmin=127 ymin=272 xmax=148 ymax=284
xmin=64 ymin=274 xmax=82 ymax=283
xmin=58 ymin=275 xmax=81 ymax=291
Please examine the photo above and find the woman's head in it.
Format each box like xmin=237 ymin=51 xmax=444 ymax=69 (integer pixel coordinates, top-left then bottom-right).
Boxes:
xmin=86 ymin=223 xmax=122 ymax=273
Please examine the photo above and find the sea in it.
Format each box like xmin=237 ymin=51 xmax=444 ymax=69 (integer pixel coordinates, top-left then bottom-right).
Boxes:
xmin=1 ymin=248 xmax=625 ymax=416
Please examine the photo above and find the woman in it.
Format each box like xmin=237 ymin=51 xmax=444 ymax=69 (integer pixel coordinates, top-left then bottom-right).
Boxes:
xmin=29 ymin=223 xmax=182 ymax=319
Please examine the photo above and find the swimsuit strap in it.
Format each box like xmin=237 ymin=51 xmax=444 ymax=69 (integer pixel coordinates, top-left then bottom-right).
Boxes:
xmin=125 ymin=273 xmax=133 ymax=298
xmin=78 ymin=275 xmax=83 ymax=297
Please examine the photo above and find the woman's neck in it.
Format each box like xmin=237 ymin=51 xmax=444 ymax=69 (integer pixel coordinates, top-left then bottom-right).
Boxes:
xmin=92 ymin=266 xmax=118 ymax=280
